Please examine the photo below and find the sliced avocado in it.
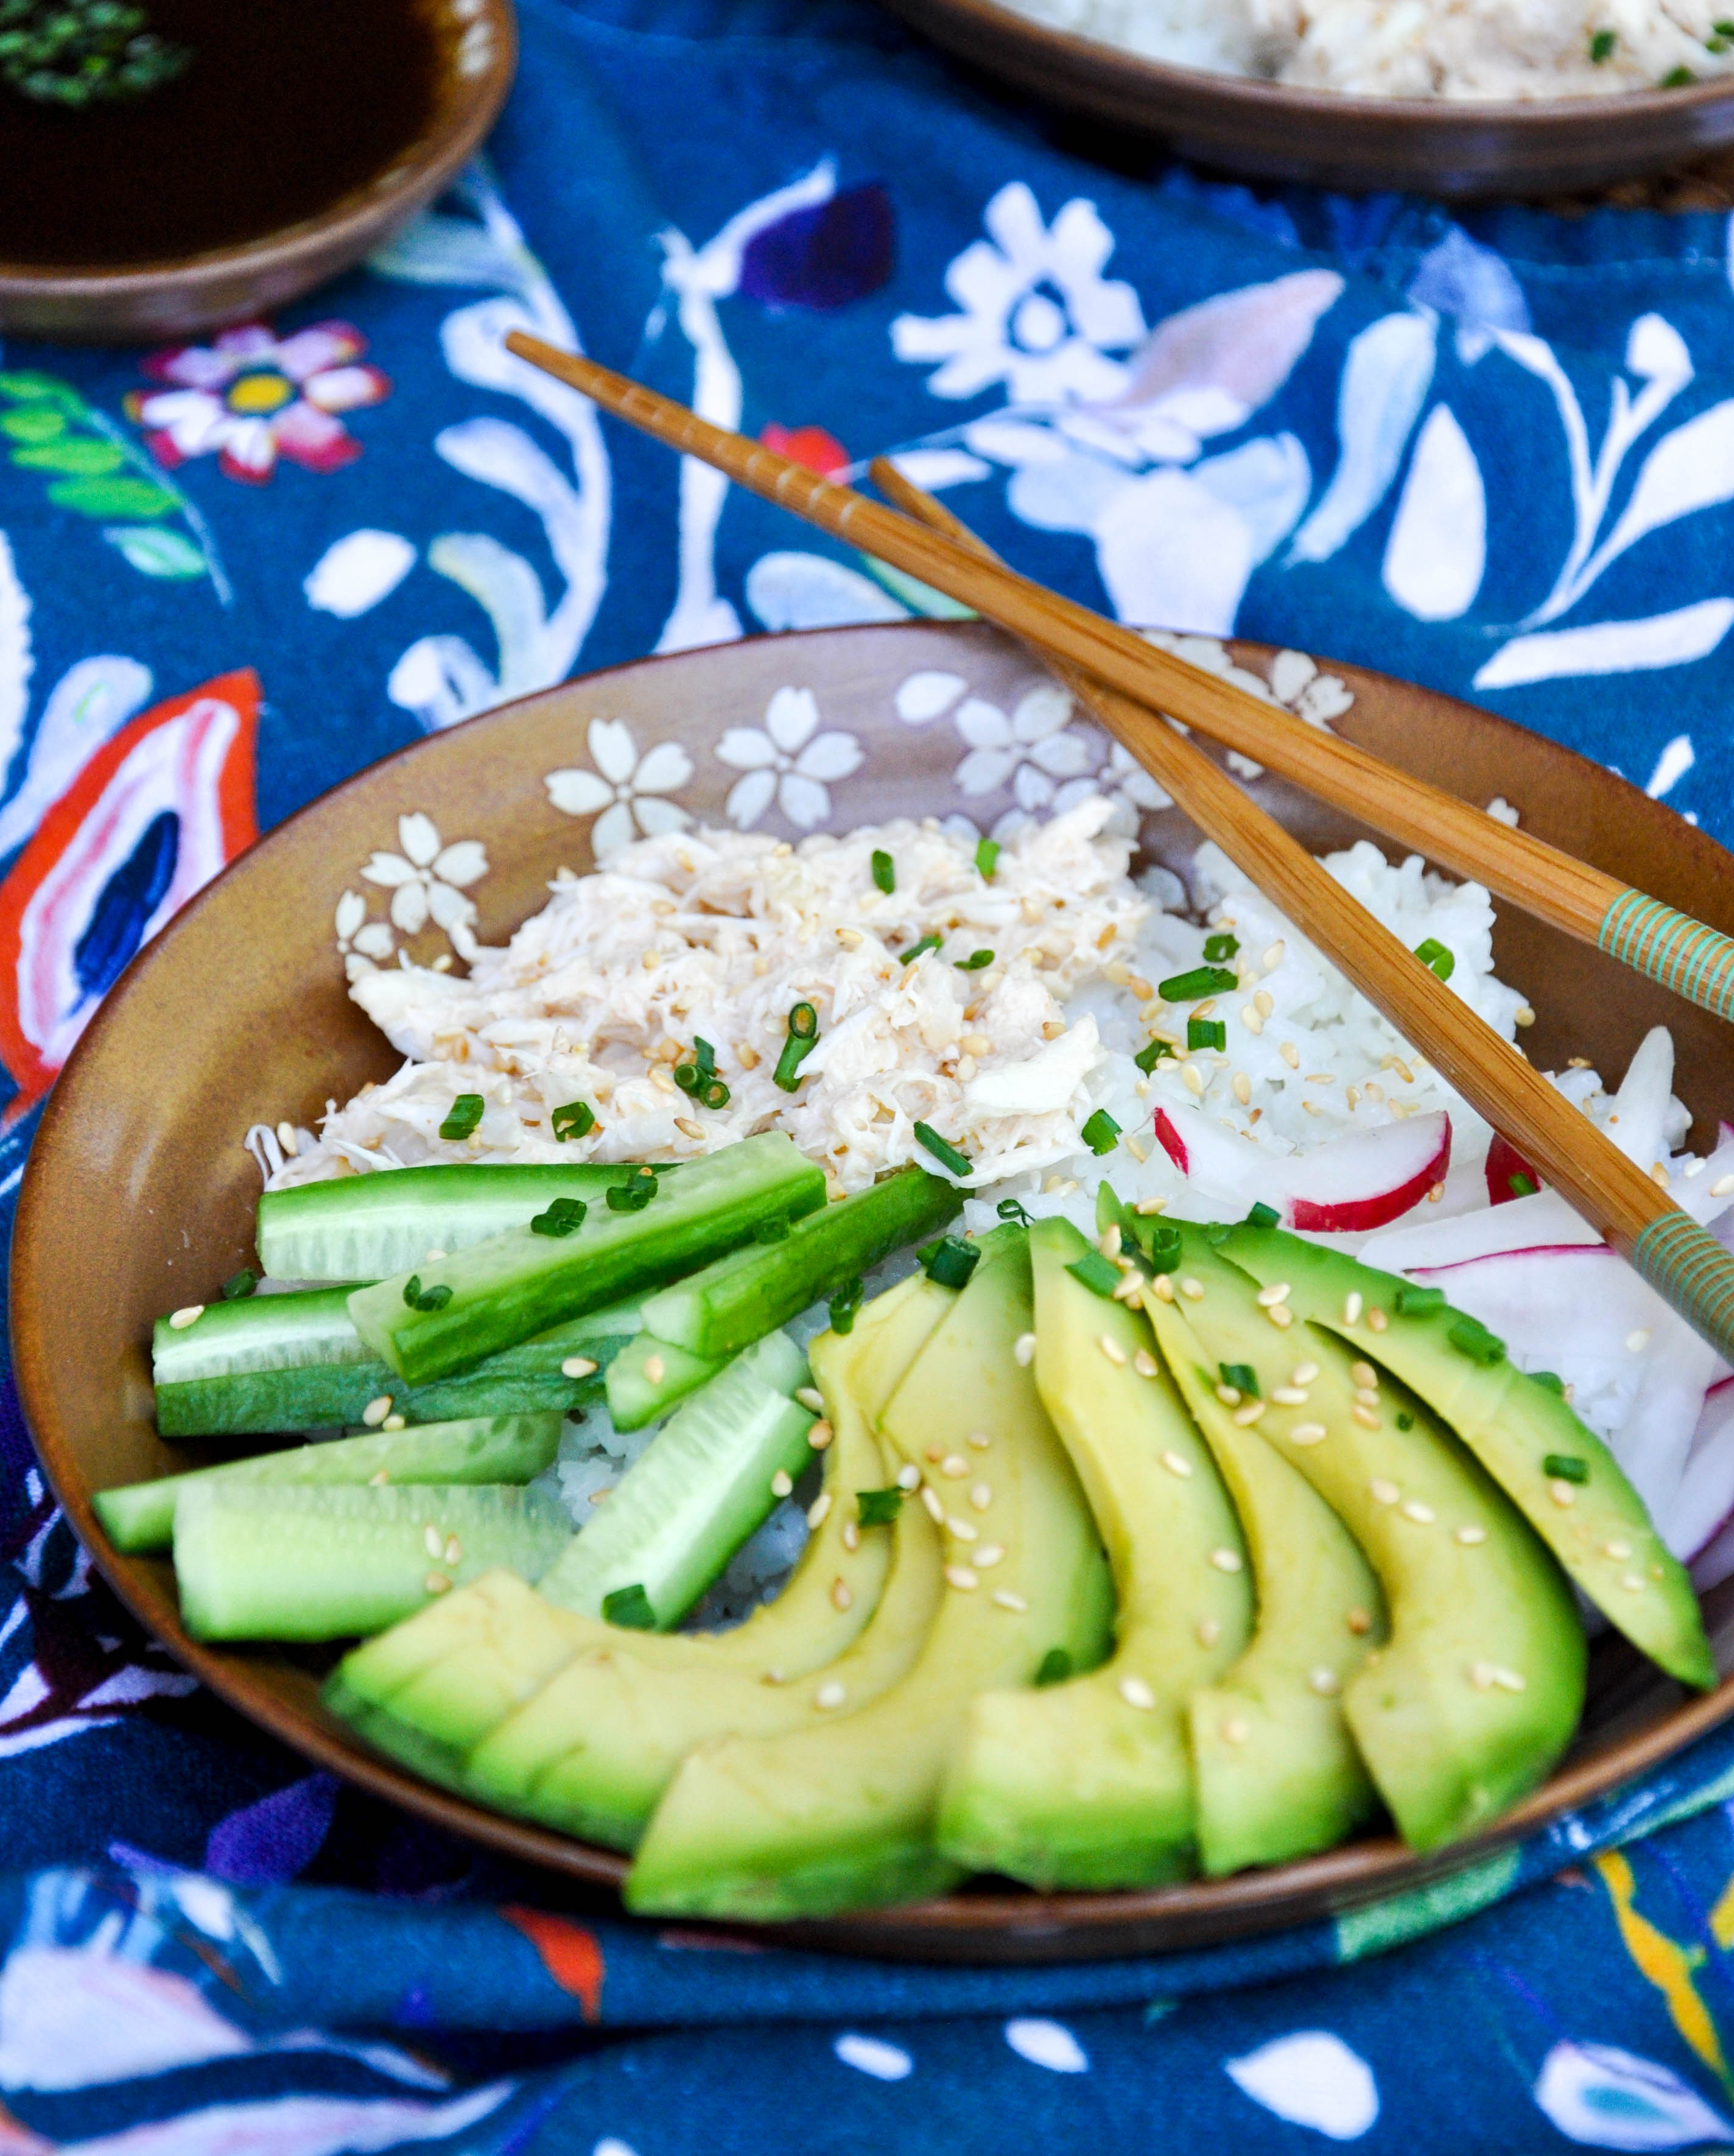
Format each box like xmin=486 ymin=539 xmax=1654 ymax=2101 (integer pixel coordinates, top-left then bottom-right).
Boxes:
xmin=934 ymin=1215 xmax=1251 ymax=1889
xmin=328 ymin=1275 xmax=955 ymax=1785
xmin=460 ymin=1280 xmax=952 ymax=1847
xmin=1221 ymin=1223 xmax=1714 ymax=1690
xmin=1173 ymin=1225 xmax=1587 ymax=1851
xmin=625 ymin=1231 xmax=1114 ymax=1920
xmin=1143 ymin=1274 xmax=1384 ymax=1872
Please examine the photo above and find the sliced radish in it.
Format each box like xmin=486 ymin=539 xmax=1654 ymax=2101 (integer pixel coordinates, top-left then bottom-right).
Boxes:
xmin=1680 ymin=1377 xmax=1734 ymax=1581
xmin=1486 ymin=1132 xmax=1542 ymax=1206
xmin=1150 ymin=1101 xmax=1449 ymax=1234
xmin=1360 ymin=1188 xmax=1600 ymax=1276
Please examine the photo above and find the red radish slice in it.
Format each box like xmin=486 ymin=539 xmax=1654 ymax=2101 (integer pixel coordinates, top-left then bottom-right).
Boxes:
xmin=1152 ymin=1108 xmax=1189 ymax=1173
xmin=1150 ymin=1100 xmax=1450 ymax=1234
xmin=1486 ymin=1132 xmax=1542 ymax=1206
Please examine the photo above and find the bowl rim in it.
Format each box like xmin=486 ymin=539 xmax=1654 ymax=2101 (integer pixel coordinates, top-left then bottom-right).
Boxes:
xmin=15 ymin=617 xmax=1734 ymax=1956
xmin=0 ymin=0 xmax=518 ymax=295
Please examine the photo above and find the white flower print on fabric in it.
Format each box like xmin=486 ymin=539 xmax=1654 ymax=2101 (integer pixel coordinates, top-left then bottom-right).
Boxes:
xmin=1003 ymin=2018 xmax=1089 ymax=2073
xmin=1225 ymin=2031 xmax=1380 ymax=2140
xmin=546 ymin=718 xmax=695 ymax=855
xmin=715 ymin=687 xmax=863 ymax=830
xmin=952 ymin=683 xmax=1090 ymax=812
xmin=891 ymin=183 xmax=1146 ymax=406
xmin=340 ymin=813 xmax=490 ymax=977
xmin=1532 ymin=2039 xmax=1734 ymax=2150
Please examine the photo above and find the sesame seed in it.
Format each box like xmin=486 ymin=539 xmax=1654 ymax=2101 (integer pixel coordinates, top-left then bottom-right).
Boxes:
xmin=1492 ymin=1666 xmax=1527 ymax=1693
xmin=674 ymin=1116 xmax=704 ymax=1141
xmin=896 ymin=1463 xmax=921 ymax=1491
xmin=1354 ymin=1386 xmax=1380 ymax=1408
xmin=993 ymin=1589 xmax=1028 ymax=1612
xmin=1124 ymin=1136 xmax=1148 ymax=1164
xmin=1469 ymin=1661 xmax=1495 ymax=1690
xmin=1626 ymin=1329 xmax=1651 ymax=1354
xmin=383 ymin=1413 xmax=406 ymax=1433
xmin=761 ymin=1666 xmax=786 ymax=1686
xmin=842 ymin=1520 xmax=860 ymax=1551
xmin=946 ymin=1565 xmax=980 ymax=1592
xmin=795 ymin=1386 xmax=825 ymax=1412
xmin=1119 ymin=1674 xmax=1157 ymax=1711
xmin=1367 ymin=1308 xmax=1389 ymax=1332
xmin=947 ymin=1517 xmax=979 ymax=1542
xmin=1268 ymin=1304 xmax=1294 ymax=1329
xmin=807 ymin=1492 xmax=834 ymax=1529
xmin=1182 ymin=1062 xmax=1205 ymax=1096
xmin=1714 ymin=1174 xmax=1734 ymax=1198
xmin=1456 ymin=1524 xmax=1488 ymax=1545
xmin=1098 ymin=1224 xmax=1123 ymax=1260
xmin=831 ymin=1578 xmax=853 ymax=1612
xmin=1100 ymin=1334 xmax=1128 ymax=1366
xmin=1271 ymin=1385 xmax=1310 ymax=1406
xmin=1196 ymin=1617 xmax=1221 ymax=1646
xmin=561 ymin=1356 xmax=598 ymax=1379
xmin=1309 ymin=1667 xmax=1341 ymax=1696
xmin=1009 ymin=1330 xmax=1039 ymax=1372
xmin=1350 ymin=1361 xmax=1378 ymax=1389
xmin=921 ymin=1486 xmax=945 ymax=1524
xmin=967 ymin=1430 xmax=993 ymax=1450
xmin=975 ymin=1542 xmax=1006 ymax=1567
xmin=167 ymin=1305 xmax=205 ymax=1330
xmin=815 ymin=1681 xmax=847 ymax=1710
xmin=925 ymin=1444 xmax=943 ymax=1462
xmin=1344 ymin=1291 xmax=1364 ymax=1325
xmin=1622 ymin=1573 xmax=1648 ymax=1593
xmin=444 ymin=1535 xmax=463 ymax=1566
xmin=424 ymin=1571 xmax=451 ymax=1595
xmin=1232 ymin=1399 xmax=1268 ymax=1426
xmin=1352 ymin=1405 xmax=1382 ymax=1430
xmin=1222 ymin=1716 xmax=1251 ymax=1745
xmin=644 ymin=1354 xmax=666 ymax=1385
xmin=737 ymin=1044 xmax=760 ymax=1070
xmin=424 ymin=1249 xmax=448 ymax=1264
xmin=1042 ymin=1020 xmax=1066 ymax=1041
xmin=1161 ymin=1449 xmax=1194 ymax=1478
xmin=1240 ymin=1006 xmax=1265 ymax=1036
xmin=1112 ymin=1270 xmax=1146 ymax=1304
xmin=423 ymin=1524 xmax=443 ymax=1557
xmin=771 ymin=1469 xmax=793 ymax=1498
xmin=1233 ymin=1073 xmax=1252 ymax=1106
xmin=1514 ymin=1005 xmax=1536 ymax=1028
xmin=1152 ymin=1274 xmax=1176 ymax=1302
xmin=1401 ymin=1500 xmax=1436 ymax=1524
xmin=1210 ymin=1547 xmax=1244 ymax=1573
xmin=1254 ymin=988 xmax=1276 ymax=1017
xmin=1279 ymin=1041 xmax=1300 ymax=1069
xmin=1549 ymin=1479 xmax=1578 ymax=1508
xmin=1133 ymin=1349 xmax=1160 ymax=1379
xmin=969 ymin=1481 xmax=992 ymax=1510
xmin=1292 ymin=1363 xmax=1320 ymax=1386
xmin=1255 ymin=1282 xmax=1291 ymax=1308
xmin=368 ymin=1468 xmax=390 ymax=1486
xmin=836 ymin=926 xmax=863 ymax=949
xmin=1370 ymin=1478 xmax=1400 ymax=1505
xmin=589 ymin=1487 xmax=612 ymax=1503
xmin=1135 ymin=1195 xmax=1168 ymax=1216
xmin=1263 ymin=942 xmax=1285 ymax=972
xmin=1384 ymin=1055 xmax=1414 ymax=1084
xmin=1604 ymin=1538 xmax=1632 ymax=1560
xmin=940 ymin=1453 xmax=968 ymax=1478
xmin=363 ymin=1396 xmax=393 ymax=1427
xmin=808 ymin=1420 xmax=835 ymax=1452
xmin=1216 ymin=1383 xmax=1242 ymax=1406
xmin=1289 ymin=1422 xmax=1329 ymax=1445
xmin=1180 ymin=1277 xmax=1205 ymax=1301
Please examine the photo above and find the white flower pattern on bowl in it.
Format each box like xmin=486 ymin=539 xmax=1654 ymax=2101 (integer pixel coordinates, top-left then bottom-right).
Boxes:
xmin=546 ymin=719 xmax=696 ymax=855
xmin=715 ymin=687 xmax=864 ymax=830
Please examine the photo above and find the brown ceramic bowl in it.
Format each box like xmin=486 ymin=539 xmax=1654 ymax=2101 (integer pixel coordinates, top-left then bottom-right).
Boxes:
xmin=0 ymin=0 xmax=516 ymax=343
xmin=15 ymin=620 xmax=1734 ymax=1962
xmin=879 ymin=0 xmax=1734 ymax=197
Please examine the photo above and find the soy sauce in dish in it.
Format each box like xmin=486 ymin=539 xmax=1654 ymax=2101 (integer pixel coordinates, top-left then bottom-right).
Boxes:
xmin=0 ymin=0 xmax=440 ymax=268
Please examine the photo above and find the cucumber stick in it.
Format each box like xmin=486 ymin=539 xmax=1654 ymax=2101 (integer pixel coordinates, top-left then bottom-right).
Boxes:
xmin=153 ymin=1290 xmax=640 ymax=1438
xmin=641 ymin=1166 xmax=958 ymax=1358
xmin=348 ymin=1133 xmax=825 ymax=1385
xmin=259 ymin=1162 xmax=658 ymax=1282
xmin=537 ymin=1331 xmax=813 ymax=1628
xmin=96 ymin=1412 xmax=566 ymax=1554
xmin=605 ymin=1332 xmax=724 ymax=1431
xmin=174 ymin=1482 xmax=573 ymax=1641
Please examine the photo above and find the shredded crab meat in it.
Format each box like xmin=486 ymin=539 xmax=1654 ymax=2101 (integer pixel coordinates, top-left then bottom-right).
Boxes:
xmin=274 ymin=800 xmax=1146 ymax=1196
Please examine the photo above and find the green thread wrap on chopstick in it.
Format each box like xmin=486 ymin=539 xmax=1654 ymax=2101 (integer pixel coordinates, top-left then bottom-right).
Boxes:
xmin=1598 ymin=891 xmax=1734 ymax=1022
xmin=1631 ymin=1211 xmax=1734 ymax=1362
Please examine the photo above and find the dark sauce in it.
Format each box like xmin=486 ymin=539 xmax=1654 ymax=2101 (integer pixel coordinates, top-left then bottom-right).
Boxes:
xmin=0 ymin=0 xmax=438 ymax=268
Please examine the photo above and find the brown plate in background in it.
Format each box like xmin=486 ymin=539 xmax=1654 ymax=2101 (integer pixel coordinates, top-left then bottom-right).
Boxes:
xmin=13 ymin=619 xmax=1734 ymax=1962
xmin=877 ymin=0 xmax=1734 ymax=198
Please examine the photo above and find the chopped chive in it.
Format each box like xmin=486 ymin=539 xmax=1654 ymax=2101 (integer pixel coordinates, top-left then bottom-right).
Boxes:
xmin=1414 ymin=937 xmax=1456 ymax=982
xmin=694 ymin=1038 xmax=717 ymax=1076
xmin=1448 ymin=1315 xmax=1506 ymax=1366
xmin=754 ymin=1215 xmax=792 ymax=1244
xmin=1035 ymin=1648 xmax=1072 ymax=1687
xmin=828 ymin=1277 xmax=865 ymax=1335
xmin=1508 ymin=1171 xmax=1537 ymax=1198
xmin=871 ymin=849 xmax=896 ymax=895
xmin=1188 ymin=1017 xmax=1227 ymax=1052
xmin=531 ymin=1196 xmax=588 ymax=1238
xmin=1530 ymin=1370 xmax=1565 ymax=1396
xmin=221 ymin=1267 xmax=258 ymax=1302
xmin=954 ymin=949 xmax=994 ymax=971
xmin=1203 ymin=932 xmax=1240 ymax=962
xmin=1219 ymin=1361 xmax=1258 ymax=1396
xmin=602 ymin=1582 xmax=658 ymax=1630
xmin=996 ymin=1197 xmax=1034 ymax=1227
xmin=1544 ymin=1453 xmax=1589 ymax=1484
xmin=439 ymin=1094 xmax=485 ymax=1141
xmin=673 ymin=1061 xmax=700 ymax=1094
xmin=1590 ymin=25 xmax=1616 ymax=56
xmin=552 ymin=1100 xmax=596 ymax=1142
xmin=1080 ymin=1109 xmax=1121 ymax=1156
xmin=1134 ymin=1038 xmax=1174 ymax=1074
xmin=1142 ymin=1222 xmax=1182 ymax=1274
xmin=1392 ymin=1283 xmax=1445 ymax=1314
xmin=606 ymin=1171 xmax=656 ymax=1213
xmin=1158 ymin=964 xmax=1238 ymax=1002
xmin=402 ymin=1274 xmax=453 ymax=1313
xmin=1716 ymin=18 xmax=1733 ymax=32
xmin=773 ymin=1002 xmax=821 ymax=1091
xmin=914 ymin=1120 xmax=971 ymax=1177
xmin=899 ymin=933 xmax=941 ymax=964
xmin=1662 ymin=62 xmax=1695 ymax=82
xmin=1395 ymin=1411 xmax=1414 ymax=1430
xmin=1246 ymin=1201 xmax=1280 ymax=1229
xmin=1066 ymin=1249 xmax=1123 ymax=1297
xmin=699 ymin=1077 xmax=731 ymax=1111
xmin=857 ymin=1487 xmax=903 ymax=1526
xmin=918 ymin=1234 xmax=980 ymax=1289
xmin=1203 ymin=1221 xmax=1229 ymax=1246
xmin=975 ymin=837 xmax=1000 ymax=880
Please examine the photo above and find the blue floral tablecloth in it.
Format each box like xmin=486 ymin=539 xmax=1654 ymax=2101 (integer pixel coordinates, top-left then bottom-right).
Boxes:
xmin=7 ymin=1 xmax=1734 ymax=2146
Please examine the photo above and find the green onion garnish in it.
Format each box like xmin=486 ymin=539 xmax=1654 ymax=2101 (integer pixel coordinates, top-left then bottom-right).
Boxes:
xmin=552 ymin=1100 xmax=596 ymax=1142
xmin=996 ymin=1197 xmax=1034 ymax=1227
xmin=1203 ymin=932 xmax=1240 ymax=962
xmin=1066 ymin=1249 xmax=1123 ymax=1297
xmin=676 ymin=1039 xmax=720 ymax=1097
xmin=857 ymin=1487 xmax=903 ymax=1527
xmin=975 ymin=837 xmax=1000 ymax=880
xmin=1246 ymin=1201 xmax=1280 ymax=1229
xmin=1508 ymin=1171 xmax=1537 ymax=1198
xmin=1414 ymin=937 xmax=1456 ymax=982
xmin=1144 ymin=1229 xmax=1182 ymax=1276
xmin=954 ymin=949 xmax=994 ymax=971
xmin=1035 ymin=1648 xmax=1072 ymax=1687
xmin=602 ymin=1583 xmax=657 ymax=1630
xmin=1662 ymin=61 xmax=1695 ymax=82
xmin=1134 ymin=1039 xmax=1174 ymax=1074
xmin=1590 ymin=26 xmax=1616 ymax=56
xmin=221 ymin=1268 xmax=258 ymax=1301
xmin=828 ymin=1277 xmax=865 ymax=1335
xmin=1448 ymin=1315 xmax=1506 ymax=1366
xmin=899 ymin=933 xmax=941 ymax=964
xmin=402 ymin=1274 xmax=453 ymax=1313
xmin=918 ymin=1234 xmax=980 ymax=1288
xmin=606 ymin=1170 xmax=657 ymax=1213
xmin=914 ymin=1121 xmax=970 ymax=1177
xmin=1204 ymin=1221 xmax=1229 ymax=1246
xmin=439 ymin=1094 xmax=485 ymax=1141
xmin=1396 ymin=1411 xmax=1414 ymax=1430
xmin=1544 ymin=1453 xmax=1588 ymax=1484
xmin=871 ymin=849 xmax=895 ymax=895
xmin=1080 ymin=1109 xmax=1121 ymax=1156
xmin=673 ymin=1061 xmax=700 ymax=1094
xmin=531 ymin=1197 xmax=588 ymax=1238
xmin=699 ymin=1078 xmax=731 ymax=1111
xmin=1392 ymin=1283 xmax=1445 ymax=1314
xmin=1531 ymin=1371 xmax=1566 ymax=1396
xmin=1219 ymin=1361 xmax=1258 ymax=1396
xmin=1159 ymin=965 xmax=1238 ymax=1002
xmin=1188 ymin=1017 xmax=1226 ymax=1052
xmin=773 ymin=1002 xmax=821 ymax=1092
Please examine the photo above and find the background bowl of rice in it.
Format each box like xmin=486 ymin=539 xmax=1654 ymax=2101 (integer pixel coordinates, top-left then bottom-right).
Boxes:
xmin=16 ymin=618 xmax=1734 ymax=1961
xmin=874 ymin=0 xmax=1734 ymax=198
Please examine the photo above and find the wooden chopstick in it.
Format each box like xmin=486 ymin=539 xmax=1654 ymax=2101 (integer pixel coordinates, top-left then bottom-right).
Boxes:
xmin=501 ymin=331 xmax=1734 ymax=1037
xmin=500 ymin=333 xmax=1734 ymax=1364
